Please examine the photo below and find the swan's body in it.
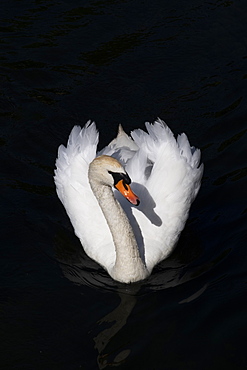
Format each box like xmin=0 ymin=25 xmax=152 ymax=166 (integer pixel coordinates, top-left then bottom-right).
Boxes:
xmin=54 ymin=119 xmax=203 ymax=283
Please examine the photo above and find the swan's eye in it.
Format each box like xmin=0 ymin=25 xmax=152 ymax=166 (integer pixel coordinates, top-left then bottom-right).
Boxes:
xmin=122 ymin=181 xmax=128 ymax=191
xmin=108 ymin=171 xmax=131 ymax=186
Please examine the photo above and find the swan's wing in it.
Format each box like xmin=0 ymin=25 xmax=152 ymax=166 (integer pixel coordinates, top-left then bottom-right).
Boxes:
xmin=128 ymin=119 xmax=203 ymax=272
xmin=54 ymin=122 xmax=115 ymax=271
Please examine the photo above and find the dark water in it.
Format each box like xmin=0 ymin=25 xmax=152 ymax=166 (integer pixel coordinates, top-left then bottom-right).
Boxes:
xmin=1 ymin=0 xmax=247 ymax=369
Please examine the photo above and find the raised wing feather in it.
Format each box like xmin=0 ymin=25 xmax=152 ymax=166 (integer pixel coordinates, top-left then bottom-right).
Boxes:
xmin=54 ymin=121 xmax=116 ymax=270
xmin=122 ymin=119 xmax=203 ymax=271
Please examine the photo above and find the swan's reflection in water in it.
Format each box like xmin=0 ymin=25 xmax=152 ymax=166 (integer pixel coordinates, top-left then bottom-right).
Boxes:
xmin=60 ymin=259 xmax=141 ymax=367
xmin=93 ymin=286 xmax=139 ymax=368
xmin=54 ymin=227 xmax=228 ymax=368
xmin=54 ymin=231 xmax=140 ymax=367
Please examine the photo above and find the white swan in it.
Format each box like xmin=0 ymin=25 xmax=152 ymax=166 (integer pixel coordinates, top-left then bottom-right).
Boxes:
xmin=54 ymin=119 xmax=203 ymax=283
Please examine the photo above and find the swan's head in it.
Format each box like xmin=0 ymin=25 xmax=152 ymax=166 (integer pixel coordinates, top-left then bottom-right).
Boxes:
xmin=88 ymin=155 xmax=140 ymax=206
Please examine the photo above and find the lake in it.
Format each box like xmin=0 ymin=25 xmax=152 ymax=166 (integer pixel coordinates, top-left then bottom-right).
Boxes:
xmin=1 ymin=0 xmax=247 ymax=369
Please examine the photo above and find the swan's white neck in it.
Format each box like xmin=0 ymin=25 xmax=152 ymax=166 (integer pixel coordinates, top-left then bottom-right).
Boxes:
xmin=89 ymin=181 xmax=147 ymax=283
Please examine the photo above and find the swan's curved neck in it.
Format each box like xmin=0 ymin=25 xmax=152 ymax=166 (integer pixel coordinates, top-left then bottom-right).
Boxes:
xmin=89 ymin=181 xmax=147 ymax=283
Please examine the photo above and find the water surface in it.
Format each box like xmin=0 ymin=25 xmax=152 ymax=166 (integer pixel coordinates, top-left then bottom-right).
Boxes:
xmin=1 ymin=0 xmax=247 ymax=369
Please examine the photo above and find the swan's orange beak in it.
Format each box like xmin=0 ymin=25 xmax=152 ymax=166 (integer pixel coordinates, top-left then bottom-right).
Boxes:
xmin=115 ymin=180 xmax=140 ymax=206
